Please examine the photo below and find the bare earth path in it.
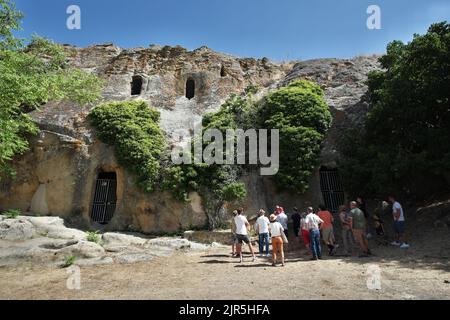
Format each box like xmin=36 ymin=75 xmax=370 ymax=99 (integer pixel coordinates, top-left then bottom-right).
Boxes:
xmin=1 ymin=241 xmax=449 ymax=300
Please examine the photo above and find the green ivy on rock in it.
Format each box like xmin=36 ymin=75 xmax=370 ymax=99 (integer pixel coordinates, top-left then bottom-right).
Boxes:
xmin=90 ymin=100 xmax=166 ymax=193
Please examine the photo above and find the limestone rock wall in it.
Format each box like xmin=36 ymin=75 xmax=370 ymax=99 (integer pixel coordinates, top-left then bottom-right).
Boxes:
xmin=0 ymin=43 xmax=381 ymax=232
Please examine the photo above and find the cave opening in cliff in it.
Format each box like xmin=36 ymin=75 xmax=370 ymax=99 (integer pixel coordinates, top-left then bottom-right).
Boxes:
xmin=91 ymin=171 xmax=117 ymax=225
xmin=131 ymin=75 xmax=143 ymax=96
xmin=319 ymin=167 xmax=345 ymax=214
xmin=220 ymin=65 xmax=226 ymax=77
xmin=186 ymin=78 xmax=195 ymax=100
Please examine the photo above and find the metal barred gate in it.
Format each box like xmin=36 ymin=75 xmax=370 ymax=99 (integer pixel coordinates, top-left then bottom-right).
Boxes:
xmin=91 ymin=173 xmax=117 ymax=224
xmin=319 ymin=169 xmax=345 ymax=214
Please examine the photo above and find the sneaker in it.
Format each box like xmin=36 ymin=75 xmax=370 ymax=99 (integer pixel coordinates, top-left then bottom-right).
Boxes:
xmin=265 ymin=254 xmax=271 ymax=258
xmin=390 ymin=241 xmax=401 ymax=246
xmin=252 ymin=256 xmax=256 ymax=262
xmin=400 ymin=243 xmax=410 ymax=249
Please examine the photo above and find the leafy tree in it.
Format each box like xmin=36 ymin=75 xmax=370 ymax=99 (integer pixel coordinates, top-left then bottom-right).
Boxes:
xmin=0 ymin=0 xmax=103 ymax=178
xmin=0 ymin=0 xmax=22 ymax=50
xmin=341 ymin=22 xmax=450 ymax=198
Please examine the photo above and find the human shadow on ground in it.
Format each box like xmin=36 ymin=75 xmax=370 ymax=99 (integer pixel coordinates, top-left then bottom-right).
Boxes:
xmin=198 ymin=259 xmax=235 ymax=264
xmin=234 ymin=263 xmax=271 ymax=268
xmin=200 ymin=254 xmax=232 ymax=258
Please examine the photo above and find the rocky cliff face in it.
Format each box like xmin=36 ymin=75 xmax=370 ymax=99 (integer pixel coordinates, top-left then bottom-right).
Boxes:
xmin=0 ymin=43 xmax=381 ymax=233
xmin=66 ymin=43 xmax=291 ymax=144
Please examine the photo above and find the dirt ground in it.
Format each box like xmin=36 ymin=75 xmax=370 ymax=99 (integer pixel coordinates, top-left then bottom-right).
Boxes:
xmin=1 ymin=228 xmax=449 ymax=300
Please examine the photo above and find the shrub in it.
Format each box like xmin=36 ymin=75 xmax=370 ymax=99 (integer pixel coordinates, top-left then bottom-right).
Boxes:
xmin=86 ymin=231 xmax=100 ymax=243
xmin=258 ymin=80 xmax=332 ymax=193
xmin=220 ymin=182 xmax=247 ymax=202
xmin=90 ymin=100 xmax=166 ymax=193
xmin=63 ymin=255 xmax=77 ymax=268
xmin=2 ymin=209 xmax=20 ymax=219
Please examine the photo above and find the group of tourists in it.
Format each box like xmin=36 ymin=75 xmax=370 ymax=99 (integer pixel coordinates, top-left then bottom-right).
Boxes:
xmin=230 ymin=195 xmax=410 ymax=266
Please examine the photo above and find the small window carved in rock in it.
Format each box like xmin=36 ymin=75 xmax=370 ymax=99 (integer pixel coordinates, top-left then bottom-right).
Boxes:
xmin=131 ymin=75 xmax=143 ymax=96
xmin=186 ymin=78 xmax=195 ymax=100
xmin=220 ymin=65 xmax=226 ymax=77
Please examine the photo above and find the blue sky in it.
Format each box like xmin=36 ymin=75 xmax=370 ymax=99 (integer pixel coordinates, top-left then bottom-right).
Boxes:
xmin=13 ymin=0 xmax=450 ymax=61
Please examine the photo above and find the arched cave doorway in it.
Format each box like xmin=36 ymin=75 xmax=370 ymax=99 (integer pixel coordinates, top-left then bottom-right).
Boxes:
xmin=319 ymin=167 xmax=345 ymax=214
xmin=220 ymin=65 xmax=226 ymax=77
xmin=91 ymin=171 xmax=117 ymax=224
xmin=131 ymin=75 xmax=143 ymax=96
xmin=185 ymin=78 xmax=195 ymax=100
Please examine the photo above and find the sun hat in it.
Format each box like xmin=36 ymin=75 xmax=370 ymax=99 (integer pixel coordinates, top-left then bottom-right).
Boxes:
xmin=269 ymin=214 xmax=277 ymax=222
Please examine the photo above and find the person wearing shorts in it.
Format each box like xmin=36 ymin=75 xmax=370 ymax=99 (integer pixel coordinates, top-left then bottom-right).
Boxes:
xmin=388 ymin=195 xmax=410 ymax=249
xmin=234 ymin=208 xmax=256 ymax=263
xmin=318 ymin=205 xmax=337 ymax=256
xmin=231 ymin=210 xmax=238 ymax=256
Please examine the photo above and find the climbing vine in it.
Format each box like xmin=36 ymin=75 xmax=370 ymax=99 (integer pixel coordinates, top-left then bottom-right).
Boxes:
xmin=90 ymin=80 xmax=331 ymax=229
xmin=90 ymin=100 xmax=166 ymax=193
xmin=258 ymin=80 xmax=332 ymax=193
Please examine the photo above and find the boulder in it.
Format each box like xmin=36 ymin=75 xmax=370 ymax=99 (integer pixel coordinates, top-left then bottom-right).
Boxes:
xmin=102 ymin=232 xmax=148 ymax=247
xmin=23 ymin=216 xmax=87 ymax=240
xmin=75 ymin=257 xmax=114 ymax=266
xmin=57 ymin=241 xmax=106 ymax=259
xmin=0 ymin=218 xmax=36 ymax=241
xmin=114 ymin=253 xmax=155 ymax=264
xmin=146 ymin=237 xmax=192 ymax=250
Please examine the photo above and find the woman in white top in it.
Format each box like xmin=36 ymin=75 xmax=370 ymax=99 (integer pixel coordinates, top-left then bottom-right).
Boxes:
xmin=269 ymin=214 xmax=286 ymax=267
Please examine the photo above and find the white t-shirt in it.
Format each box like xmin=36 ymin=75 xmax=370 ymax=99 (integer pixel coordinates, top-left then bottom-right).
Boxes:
xmin=234 ymin=215 xmax=249 ymax=235
xmin=305 ymin=213 xmax=324 ymax=230
xmin=269 ymin=221 xmax=284 ymax=237
xmin=256 ymin=216 xmax=270 ymax=234
xmin=393 ymin=201 xmax=405 ymax=222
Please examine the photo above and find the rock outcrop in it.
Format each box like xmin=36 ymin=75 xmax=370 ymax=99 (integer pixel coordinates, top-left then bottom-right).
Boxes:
xmin=0 ymin=43 xmax=381 ymax=233
xmin=0 ymin=215 xmax=216 ymax=267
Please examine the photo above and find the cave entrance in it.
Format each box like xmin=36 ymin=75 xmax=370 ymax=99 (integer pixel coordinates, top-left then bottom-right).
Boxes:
xmin=319 ymin=167 xmax=345 ymax=214
xmin=91 ymin=172 xmax=117 ymax=224
xmin=131 ymin=75 xmax=143 ymax=96
xmin=220 ymin=65 xmax=226 ymax=77
xmin=185 ymin=78 xmax=195 ymax=100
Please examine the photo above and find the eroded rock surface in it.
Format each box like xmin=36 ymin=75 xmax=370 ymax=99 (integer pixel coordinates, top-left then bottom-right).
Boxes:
xmin=0 ymin=215 xmax=220 ymax=267
xmin=0 ymin=43 xmax=382 ymax=233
